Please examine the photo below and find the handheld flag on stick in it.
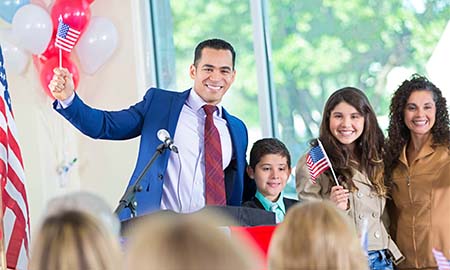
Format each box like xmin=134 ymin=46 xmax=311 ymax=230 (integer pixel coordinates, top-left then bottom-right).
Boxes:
xmin=432 ymin=248 xmax=450 ymax=270
xmin=0 ymin=45 xmax=31 ymax=270
xmin=55 ymin=15 xmax=81 ymax=68
xmin=306 ymin=139 xmax=339 ymax=185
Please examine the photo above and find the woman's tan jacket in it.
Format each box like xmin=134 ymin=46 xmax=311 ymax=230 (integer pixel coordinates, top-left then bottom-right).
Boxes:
xmin=296 ymin=154 xmax=404 ymax=264
xmin=389 ymin=138 xmax=450 ymax=270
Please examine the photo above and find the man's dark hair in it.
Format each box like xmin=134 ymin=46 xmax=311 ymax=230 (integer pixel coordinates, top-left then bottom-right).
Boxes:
xmin=249 ymin=138 xmax=291 ymax=170
xmin=193 ymin=38 xmax=236 ymax=69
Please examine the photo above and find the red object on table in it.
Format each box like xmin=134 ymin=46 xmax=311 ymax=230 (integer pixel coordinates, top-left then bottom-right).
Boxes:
xmin=230 ymin=225 xmax=277 ymax=256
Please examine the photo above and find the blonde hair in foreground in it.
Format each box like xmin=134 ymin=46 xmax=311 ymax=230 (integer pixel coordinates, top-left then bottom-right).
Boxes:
xmin=125 ymin=211 xmax=259 ymax=270
xmin=268 ymin=201 xmax=368 ymax=270
xmin=29 ymin=210 xmax=122 ymax=270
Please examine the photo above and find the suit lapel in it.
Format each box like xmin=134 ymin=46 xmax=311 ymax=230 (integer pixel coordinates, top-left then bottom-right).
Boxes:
xmin=167 ymin=89 xmax=190 ymax=137
xmin=221 ymin=107 xmax=241 ymax=159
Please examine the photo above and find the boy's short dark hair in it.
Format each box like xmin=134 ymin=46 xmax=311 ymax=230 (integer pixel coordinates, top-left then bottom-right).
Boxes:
xmin=249 ymin=138 xmax=291 ymax=170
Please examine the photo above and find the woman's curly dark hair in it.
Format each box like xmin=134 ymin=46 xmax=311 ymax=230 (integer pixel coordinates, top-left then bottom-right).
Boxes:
xmin=385 ymin=74 xmax=450 ymax=184
xmin=314 ymin=87 xmax=386 ymax=196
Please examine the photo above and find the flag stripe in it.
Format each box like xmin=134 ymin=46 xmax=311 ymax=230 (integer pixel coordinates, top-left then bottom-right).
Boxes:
xmin=55 ymin=39 xmax=75 ymax=49
xmin=3 ymin=192 xmax=27 ymax=266
xmin=307 ymin=158 xmax=328 ymax=175
xmin=6 ymin=166 xmax=28 ymax=215
xmin=67 ymin=28 xmax=81 ymax=35
xmin=56 ymin=37 xmax=76 ymax=46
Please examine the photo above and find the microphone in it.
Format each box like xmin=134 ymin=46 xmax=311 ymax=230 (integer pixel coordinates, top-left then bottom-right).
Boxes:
xmin=157 ymin=129 xmax=179 ymax=153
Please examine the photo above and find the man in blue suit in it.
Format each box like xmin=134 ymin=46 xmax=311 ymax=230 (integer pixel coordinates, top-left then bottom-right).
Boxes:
xmin=49 ymin=39 xmax=255 ymax=220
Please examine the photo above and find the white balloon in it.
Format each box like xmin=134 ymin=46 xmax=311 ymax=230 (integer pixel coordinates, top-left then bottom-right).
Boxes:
xmin=11 ymin=4 xmax=52 ymax=54
xmin=76 ymin=17 xmax=119 ymax=75
xmin=1 ymin=39 xmax=29 ymax=75
xmin=0 ymin=28 xmax=22 ymax=47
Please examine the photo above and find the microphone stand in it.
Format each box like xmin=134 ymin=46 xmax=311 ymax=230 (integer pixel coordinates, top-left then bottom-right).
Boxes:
xmin=114 ymin=143 xmax=166 ymax=218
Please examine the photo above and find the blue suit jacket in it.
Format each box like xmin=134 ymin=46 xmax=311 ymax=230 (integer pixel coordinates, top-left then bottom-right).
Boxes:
xmin=53 ymin=88 xmax=255 ymax=220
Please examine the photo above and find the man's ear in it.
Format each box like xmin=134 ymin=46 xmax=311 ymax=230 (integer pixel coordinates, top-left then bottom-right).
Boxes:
xmin=189 ymin=64 xmax=196 ymax=79
xmin=230 ymin=69 xmax=236 ymax=83
xmin=246 ymin=166 xmax=255 ymax=179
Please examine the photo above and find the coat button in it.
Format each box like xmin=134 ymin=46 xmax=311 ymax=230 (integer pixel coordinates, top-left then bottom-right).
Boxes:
xmin=359 ymin=213 xmax=365 ymax=219
xmin=374 ymin=231 xmax=380 ymax=238
xmin=158 ymin=174 xmax=163 ymax=180
xmin=357 ymin=191 xmax=363 ymax=198
xmin=372 ymin=212 xmax=378 ymax=218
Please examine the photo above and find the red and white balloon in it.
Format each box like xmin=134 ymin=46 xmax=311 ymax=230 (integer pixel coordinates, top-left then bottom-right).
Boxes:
xmin=0 ymin=0 xmax=120 ymax=97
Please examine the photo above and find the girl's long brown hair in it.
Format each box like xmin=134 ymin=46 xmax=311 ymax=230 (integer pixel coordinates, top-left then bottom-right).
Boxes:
xmin=316 ymin=87 xmax=386 ymax=195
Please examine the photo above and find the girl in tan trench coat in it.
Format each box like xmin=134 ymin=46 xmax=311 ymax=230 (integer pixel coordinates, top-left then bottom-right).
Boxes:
xmin=296 ymin=87 xmax=404 ymax=270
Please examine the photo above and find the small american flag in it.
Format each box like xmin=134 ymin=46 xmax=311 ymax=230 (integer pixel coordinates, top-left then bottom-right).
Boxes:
xmin=306 ymin=142 xmax=330 ymax=184
xmin=0 ymin=45 xmax=30 ymax=269
xmin=55 ymin=16 xmax=81 ymax=53
xmin=432 ymin=248 xmax=450 ymax=270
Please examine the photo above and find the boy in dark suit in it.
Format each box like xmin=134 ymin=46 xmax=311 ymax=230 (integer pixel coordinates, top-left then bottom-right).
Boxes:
xmin=243 ymin=138 xmax=298 ymax=223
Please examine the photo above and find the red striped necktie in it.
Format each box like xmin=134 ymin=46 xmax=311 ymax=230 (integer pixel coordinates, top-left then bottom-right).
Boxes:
xmin=203 ymin=104 xmax=226 ymax=205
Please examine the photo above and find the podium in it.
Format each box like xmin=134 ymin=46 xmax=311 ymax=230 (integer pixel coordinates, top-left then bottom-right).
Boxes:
xmin=120 ymin=205 xmax=276 ymax=234
xmin=200 ymin=205 xmax=276 ymax=226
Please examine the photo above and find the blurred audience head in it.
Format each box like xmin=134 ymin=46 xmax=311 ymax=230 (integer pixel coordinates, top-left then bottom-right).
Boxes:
xmin=125 ymin=211 xmax=259 ymax=270
xmin=29 ymin=210 xmax=122 ymax=270
xmin=268 ymin=201 xmax=368 ymax=270
xmin=45 ymin=191 xmax=120 ymax=236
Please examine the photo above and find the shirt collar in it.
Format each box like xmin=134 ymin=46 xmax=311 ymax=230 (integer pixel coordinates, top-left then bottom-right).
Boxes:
xmin=399 ymin=135 xmax=435 ymax=166
xmin=255 ymin=191 xmax=286 ymax=214
xmin=187 ymin=88 xmax=223 ymax=117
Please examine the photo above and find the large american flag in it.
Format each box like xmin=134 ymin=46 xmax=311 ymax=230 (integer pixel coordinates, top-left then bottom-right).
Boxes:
xmin=306 ymin=141 xmax=330 ymax=184
xmin=55 ymin=16 xmax=81 ymax=53
xmin=0 ymin=45 xmax=30 ymax=270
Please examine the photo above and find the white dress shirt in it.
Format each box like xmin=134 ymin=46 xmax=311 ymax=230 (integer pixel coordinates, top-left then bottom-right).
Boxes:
xmin=160 ymin=90 xmax=232 ymax=213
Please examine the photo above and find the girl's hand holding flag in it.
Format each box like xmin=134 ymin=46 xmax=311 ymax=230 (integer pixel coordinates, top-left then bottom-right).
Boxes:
xmin=329 ymin=185 xmax=349 ymax=210
xmin=307 ymin=139 xmax=349 ymax=209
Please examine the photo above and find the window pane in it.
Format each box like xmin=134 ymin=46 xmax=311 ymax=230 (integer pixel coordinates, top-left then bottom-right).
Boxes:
xmin=168 ymin=0 xmax=261 ymax=144
xmin=268 ymin=0 xmax=450 ymax=163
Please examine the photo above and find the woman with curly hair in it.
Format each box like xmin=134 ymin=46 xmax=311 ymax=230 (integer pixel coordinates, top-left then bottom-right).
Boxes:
xmin=385 ymin=74 xmax=450 ymax=269
xmin=296 ymin=87 xmax=403 ymax=269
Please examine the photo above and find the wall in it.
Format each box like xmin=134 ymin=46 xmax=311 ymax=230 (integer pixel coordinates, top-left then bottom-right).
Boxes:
xmin=6 ymin=0 xmax=147 ymax=231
